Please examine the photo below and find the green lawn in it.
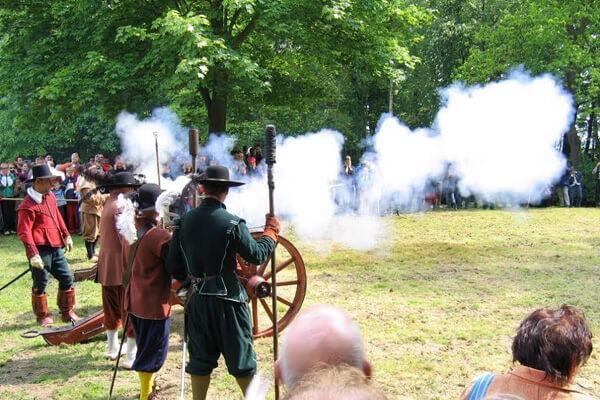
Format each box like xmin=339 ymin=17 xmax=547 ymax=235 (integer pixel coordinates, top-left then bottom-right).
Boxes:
xmin=0 ymin=208 xmax=599 ymax=399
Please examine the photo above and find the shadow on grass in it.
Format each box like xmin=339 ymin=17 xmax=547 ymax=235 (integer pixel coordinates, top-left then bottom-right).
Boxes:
xmin=0 ymin=321 xmax=34 ymax=334
xmin=0 ymin=352 xmax=110 ymax=386
xmin=3 ymin=261 xmax=28 ymax=269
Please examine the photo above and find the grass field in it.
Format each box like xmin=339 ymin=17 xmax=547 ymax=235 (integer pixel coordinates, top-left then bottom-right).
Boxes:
xmin=0 ymin=208 xmax=599 ymax=399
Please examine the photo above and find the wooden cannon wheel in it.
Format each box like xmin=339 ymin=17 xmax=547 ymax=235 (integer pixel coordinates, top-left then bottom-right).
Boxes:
xmin=237 ymin=232 xmax=307 ymax=338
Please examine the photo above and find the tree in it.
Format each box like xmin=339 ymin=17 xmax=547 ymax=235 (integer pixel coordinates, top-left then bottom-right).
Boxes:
xmin=0 ymin=0 xmax=431 ymax=160
xmin=455 ymin=0 xmax=600 ymax=166
xmin=396 ymin=0 xmax=519 ymax=129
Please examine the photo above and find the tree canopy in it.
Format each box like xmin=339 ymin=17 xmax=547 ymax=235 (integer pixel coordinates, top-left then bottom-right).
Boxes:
xmin=0 ymin=0 xmax=598 ymax=165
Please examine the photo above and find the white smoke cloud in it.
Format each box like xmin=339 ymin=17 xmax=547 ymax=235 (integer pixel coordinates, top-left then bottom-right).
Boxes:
xmin=114 ymin=69 xmax=574 ymax=251
xmin=436 ymin=70 xmax=572 ymax=204
xmin=367 ymin=69 xmax=573 ymax=210
xmin=365 ymin=117 xmax=445 ymax=212
xmin=224 ymin=129 xmax=385 ymax=252
xmin=116 ymin=108 xmax=188 ymax=189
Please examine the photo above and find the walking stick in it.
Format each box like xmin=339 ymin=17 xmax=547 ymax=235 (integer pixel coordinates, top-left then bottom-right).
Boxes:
xmin=189 ymin=128 xmax=199 ymax=207
xmin=264 ymin=124 xmax=279 ymax=400
xmin=108 ymin=313 xmax=130 ymax=400
xmin=0 ymin=268 xmax=29 ymax=292
xmin=153 ymin=131 xmax=161 ymax=189
xmin=178 ymin=310 xmax=187 ymax=400
xmin=176 ymin=128 xmax=199 ymax=400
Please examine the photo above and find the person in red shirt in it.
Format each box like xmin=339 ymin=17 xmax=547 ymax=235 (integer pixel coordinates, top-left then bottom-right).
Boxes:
xmin=17 ymin=164 xmax=81 ymax=327
xmin=122 ymin=183 xmax=172 ymax=400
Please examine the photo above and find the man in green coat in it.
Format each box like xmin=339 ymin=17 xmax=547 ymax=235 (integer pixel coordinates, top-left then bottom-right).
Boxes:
xmin=167 ymin=165 xmax=280 ymax=400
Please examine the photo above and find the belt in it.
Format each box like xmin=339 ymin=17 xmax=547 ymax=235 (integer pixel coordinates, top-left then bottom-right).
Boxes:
xmin=191 ymin=274 xmax=221 ymax=286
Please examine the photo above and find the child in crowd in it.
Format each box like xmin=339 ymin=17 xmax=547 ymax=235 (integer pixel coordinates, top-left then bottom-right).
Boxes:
xmin=0 ymin=163 xmax=16 ymax=235
xmin=51 ymin=178 xmax=67 ymax=225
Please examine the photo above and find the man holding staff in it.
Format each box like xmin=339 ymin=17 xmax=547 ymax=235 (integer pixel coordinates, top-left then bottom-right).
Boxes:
xmin=122 ymin=183 xmax=172 ymax=400
xmin=166 ymin=165 xmax=280 ymax=400
xmin=16 ymin=164 xmax=80 ymax=326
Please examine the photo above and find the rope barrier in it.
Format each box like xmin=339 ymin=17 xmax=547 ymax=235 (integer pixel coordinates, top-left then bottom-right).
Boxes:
xmin=0 ymin=197 xmax=80 ymax=202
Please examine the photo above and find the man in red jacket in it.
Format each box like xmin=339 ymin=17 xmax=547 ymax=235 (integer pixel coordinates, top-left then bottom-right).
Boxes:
xmin=17 ymin=164 xmax=80 ymax=327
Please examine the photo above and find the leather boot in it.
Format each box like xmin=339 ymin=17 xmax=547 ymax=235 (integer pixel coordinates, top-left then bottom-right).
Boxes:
xmin=122 ymin=336 xmax=137 ymax=370
xmin=92 ymin=239 xmax=99 ymax=257
xmin=191 ymin=375 xmax=211 ymax=400
xmin=84 ymin=241 xmax=93 ymax=259
xmin=32 ymin=289 xmax=54 ymax=327
xmin=57 ymin=287 xmax=82 ymax=322
xmin=236 ymin=376 xmax=253 ymax=396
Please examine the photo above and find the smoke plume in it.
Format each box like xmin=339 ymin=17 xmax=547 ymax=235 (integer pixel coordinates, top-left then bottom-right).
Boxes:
xmin=116 ymin=108 xmax=189 ymax=190
xmin=114 ymin=70 xmax=574 ymax=251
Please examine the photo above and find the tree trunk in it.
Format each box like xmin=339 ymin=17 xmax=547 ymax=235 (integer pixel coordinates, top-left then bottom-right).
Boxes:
xmin=564 ymin=126 xmax=581 ymax=167
xmin=388 ymin=79 xmax=393 ymax=115
xmin=208 ymin=92 xmax=227 ymax=134
xmin=564 ymin=69 xmax=581 ymax=167
xmin=584 ymin=103 xmax=595 ymax=155
xmin=200 ymin=67 xmax=229 ymax=135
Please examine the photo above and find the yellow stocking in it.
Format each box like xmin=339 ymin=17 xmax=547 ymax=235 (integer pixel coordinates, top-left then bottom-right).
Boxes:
xmin=138 ymin=371 xmax=155 ymax=400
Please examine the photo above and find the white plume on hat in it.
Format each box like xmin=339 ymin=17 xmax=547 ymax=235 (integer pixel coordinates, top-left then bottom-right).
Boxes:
xmin=116 ymin=193 xmax=137 ymax=244
xmin=156 ymin=175 xmax=193 ymax=219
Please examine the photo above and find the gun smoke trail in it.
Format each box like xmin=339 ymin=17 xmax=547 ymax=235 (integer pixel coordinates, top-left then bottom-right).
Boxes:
xmin=115 ymin=70 xmax=574 ymax=251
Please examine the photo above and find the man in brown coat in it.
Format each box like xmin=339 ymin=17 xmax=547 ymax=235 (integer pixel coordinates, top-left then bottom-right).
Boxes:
xmin=97 ymin=172 xmax=141 ymax=368
xmin=122 ymin=183 xmax=172 ymax=400
xmin=78 ymin=167 xmax=108 ymax=262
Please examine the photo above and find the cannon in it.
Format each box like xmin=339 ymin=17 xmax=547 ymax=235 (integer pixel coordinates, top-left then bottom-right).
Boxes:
xmin=22 ymin=230 xmax=306 ymax=344
xmin=23 ymin=126 xmax=306 ymax=345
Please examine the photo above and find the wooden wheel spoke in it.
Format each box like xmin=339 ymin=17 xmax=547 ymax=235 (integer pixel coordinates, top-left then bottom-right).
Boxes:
xmin=276 ymin=280 xmax=299 ymax=287
xmin=252 ymin=298 xmax=259 ymax=335
xmin=276 ymin=295 xmax=293 ymax=307
xmin=259 ymin=298 xmax=274 ymax=323
xmin=263 ymin=257 xmax=294 ymax=280
xmin=242 ymin=233 xmax=306 ymax=339
xmin=257 ymin=254 xmax=272 ymax=276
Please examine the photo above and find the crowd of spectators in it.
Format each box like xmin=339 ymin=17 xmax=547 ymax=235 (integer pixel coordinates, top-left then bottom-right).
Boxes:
xmin=0 ymin=145 xmax=269 ymax=237
xmin=2 ymin=151 xmax=599 ymax=235
xmin=335 ymin=157 xmax=600 ymax=215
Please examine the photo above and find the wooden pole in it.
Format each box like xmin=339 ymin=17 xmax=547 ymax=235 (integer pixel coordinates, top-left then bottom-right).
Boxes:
xmin=189 ymin=129 xmax=199 ymax=207
xmin=264 ymin=124 xmax=279 ymax=400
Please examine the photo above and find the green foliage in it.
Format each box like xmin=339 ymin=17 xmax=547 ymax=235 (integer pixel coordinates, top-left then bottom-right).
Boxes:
xmin=0 ymin=0 xmax=597 ymax=165
xmin=455 ymin=0 xmax=600 ymax=165
xmin=580 ymin=155 xmax=599 ymax=205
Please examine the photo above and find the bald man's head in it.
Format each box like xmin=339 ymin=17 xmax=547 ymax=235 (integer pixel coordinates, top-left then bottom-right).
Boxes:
xmin=276 ymin=305 xmax=371 ymax=388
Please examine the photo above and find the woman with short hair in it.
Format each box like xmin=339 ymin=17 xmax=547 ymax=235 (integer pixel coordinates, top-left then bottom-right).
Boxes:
xmin=459 ymin=305 xmax=594 ymax=400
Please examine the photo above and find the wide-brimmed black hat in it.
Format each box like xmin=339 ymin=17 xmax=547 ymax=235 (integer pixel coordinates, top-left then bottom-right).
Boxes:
xmin=195 ymin=165 xmax=245 ymax=187
xmin=25 ymin=164 xmax=60 ymax=183
xmin=135 ymin=183 xmax=164 ymax=211
xmin=101 ymin=172 xmax=144 ymax=188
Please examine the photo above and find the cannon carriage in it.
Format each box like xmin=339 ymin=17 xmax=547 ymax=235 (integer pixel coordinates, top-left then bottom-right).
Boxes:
xmin=22 ymin=229 xmax=307 ymax=344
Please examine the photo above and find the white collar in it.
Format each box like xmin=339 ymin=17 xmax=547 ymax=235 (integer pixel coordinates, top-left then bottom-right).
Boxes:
xmin=27 ymin=186 xmax=44 ymax=204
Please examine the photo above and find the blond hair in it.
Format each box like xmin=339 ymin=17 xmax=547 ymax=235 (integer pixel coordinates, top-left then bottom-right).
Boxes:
xmin=284 ymin=364 xmax=387 ymax=400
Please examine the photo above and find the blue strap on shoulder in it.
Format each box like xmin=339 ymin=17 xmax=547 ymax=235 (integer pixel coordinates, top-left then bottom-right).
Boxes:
xmin=467 ymin=372 xmax=496 ymax=400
